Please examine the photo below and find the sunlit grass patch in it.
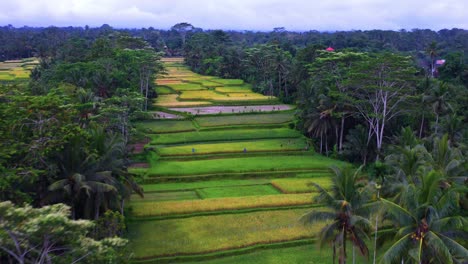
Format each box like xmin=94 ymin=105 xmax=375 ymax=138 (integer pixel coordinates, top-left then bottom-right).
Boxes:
xmin=128 ymin=208 xmax=321 ymax=258
xmin=149 ymin=128 xmax=302 ymax=145
xmin=141 ymin=179 xmax=272 ymax=192
xmin=166 ymin=105 xmax=293 ymax=115
xmin=154 ymin=94 xmax=211 ymax=107
xmin=0 ymin=72 xmax=15 ymax=81
xmin=271 ymin=178 xmax=332 ymax=193
xmin=220 ymin=93 xmax=273 ymax=101
xmin=156 ymin=79 xmax=182 ymax=85
xmin=179 ymin=90 xmax=226 ymax=100
xmin=197 ymin=184 xmax=281 ymax=199
xmin=201 ymin=81 xmax=221 ymax=87
xmin=161 ymin=57 xmax=184 ymax=63
xmin=135 ymin=120 xmax=196 ymax=133
xmin=215 ymin=85 xmax=253 ymax=93
xmin=167 ymin=83 xmax=207 ymax=91
xmin=9 ymin=69 xmax=30 ymax=79
xmin=195 ymin=112 xmax=294 ymax=127
xmin=131 ymin=190 xmax=199 ymax=202
xmin=155 ymin=86 xmax=176 ymax=95
xmin=130 ymin=194 xmax=314 ymax=217
xmin=157 ymin=138 xmax=307 ymax=156
xmin=180 ymin=77 xmax=206 ymax=84
xmin=146 ymin=155 xmax=342 ymax=177
xmin=210 ymin=78 xmax=244 ymax=86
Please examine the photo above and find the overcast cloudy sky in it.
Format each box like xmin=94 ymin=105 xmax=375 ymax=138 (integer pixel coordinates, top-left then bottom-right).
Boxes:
xmin=1 ymin=0 xmax=467 ymax=31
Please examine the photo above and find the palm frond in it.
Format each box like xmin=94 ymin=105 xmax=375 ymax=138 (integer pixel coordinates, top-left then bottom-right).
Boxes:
xmin=425 ymin=231 xmax=454 ymax=264
xmin=379 ymin=233 xmax=412 ymax=264
xmin=380 ymin=198 xmax=416 ymax=225
xmin=317 ymin=220 xmax=341 ymax=249
xmin=438 ymin=233 xmax=468 ymax=261
xmin=48 ymin=179 xmax=69 ymax=191
xmin=300 ymin=211 xmax=336 ymax=225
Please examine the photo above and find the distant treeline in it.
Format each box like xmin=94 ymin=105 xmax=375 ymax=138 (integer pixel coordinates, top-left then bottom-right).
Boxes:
xmin=1 ymin=24 xmax=467 ymax=60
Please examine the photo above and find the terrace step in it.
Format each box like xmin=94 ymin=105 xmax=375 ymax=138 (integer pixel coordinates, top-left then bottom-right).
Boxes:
xmin=130 ymin=237 xmax=316 ymax=264
xmin=157 ymin=150 xmax=311 ymax=161
xmin=143 ymin=169 xmax=331 ymax=183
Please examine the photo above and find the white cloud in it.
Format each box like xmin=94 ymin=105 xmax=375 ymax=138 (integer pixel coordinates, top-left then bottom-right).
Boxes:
xmin=0 ymin=0 xmax=466 ymax=30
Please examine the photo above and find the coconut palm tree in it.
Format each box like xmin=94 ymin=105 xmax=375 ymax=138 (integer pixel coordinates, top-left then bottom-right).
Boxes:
xmin=423 ymin=81 xmax=452 ymax=135
xmin=426 ymin=41 xmax=438 ymax=78
xmin=378 ymin=170 xmax=468 ymax=264
xmin=301 ymin=166 xmax=371 ymax=264
xmin=43 ymin=135 xmax=118 ymax=219
xmin=88 ymin=127 xmax=143 ymax=215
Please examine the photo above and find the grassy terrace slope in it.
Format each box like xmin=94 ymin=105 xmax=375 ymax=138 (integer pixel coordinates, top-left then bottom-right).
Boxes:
xmin=128 ymin=58 xmax=343 ymax=263
xmin=145 ymin=155 xmax=343 ymax=177
xmin=128 ymin=208 xmax=321 ymax=258
xmin=0 ymin=58 xmax=38 ymax=81
xmin=157 ymin=138 xmax=307 ymax=156
xmin=149 ymin=128 xmax=302 ymax=145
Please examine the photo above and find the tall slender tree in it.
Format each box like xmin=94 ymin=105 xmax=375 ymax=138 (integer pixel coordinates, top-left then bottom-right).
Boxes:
xmin=301 ymin=166 xmax=371 ymax=264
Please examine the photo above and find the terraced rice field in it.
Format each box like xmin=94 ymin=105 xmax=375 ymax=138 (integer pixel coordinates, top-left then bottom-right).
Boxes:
xmin=127 ymin=58 xmax=344 ymax=263
xmin=0 ymin=58 xmax=38 ymax=81
xmin=156 ymin=138 xmax=307 ymax=156
xmin=128 ymin=208 xmax=322 ymax=259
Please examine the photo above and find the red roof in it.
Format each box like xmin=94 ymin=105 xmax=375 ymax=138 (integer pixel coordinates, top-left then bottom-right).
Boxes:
xmin=326 ymin=47 xmax=335 ymax=51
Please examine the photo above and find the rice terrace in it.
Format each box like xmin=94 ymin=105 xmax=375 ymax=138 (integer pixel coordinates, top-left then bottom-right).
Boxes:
xmin=126 ymin=58 xmax=350 ymax=263
xmin=1 ymin=9 xmax=467 ymax=264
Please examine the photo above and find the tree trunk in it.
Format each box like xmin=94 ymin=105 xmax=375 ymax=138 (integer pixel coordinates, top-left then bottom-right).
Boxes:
xmin=373 ymin=214 xmax=379 ymax=264
xmin=94 ymin=195 xmax=101 ymax=220
xmin=325 ymin=133 xmax=329 ymax=156
xmin=335 ymin=125 xmax=339 ymax=150
xmin=419 ymin=112 xmax=425 ymax=138
xmin=341 ymin=229 xmax=347 ymax=264
xmin=145 ymin=72 xmax=150 ymax=111
xmin=333 ymin=242 xmax=336 ymax=264
xmin=434 ymin=114 xmax=439 ymax=135
xmin=339 ymin=116 xmax=345 ymax=151
xmin=353 ymin=245 xmax=355 ymax=264
xmin=320 ymin=134 xmax=323 ymax=154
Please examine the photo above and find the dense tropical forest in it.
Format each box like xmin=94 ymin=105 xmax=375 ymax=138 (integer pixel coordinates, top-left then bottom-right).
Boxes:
xmin=0 ymin=23 xmax=467 ymax=263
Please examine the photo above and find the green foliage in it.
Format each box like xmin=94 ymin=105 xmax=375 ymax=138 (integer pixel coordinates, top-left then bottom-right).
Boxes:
xmin=93 ymin=210 xmax=126 ymax=239
xmin=301 ymin=166 xmax=372 ymax=263
xmin=0 ymin=201 xmax=128 ymax=264
xmin=378 ymin=170 xmax=468 ymax=264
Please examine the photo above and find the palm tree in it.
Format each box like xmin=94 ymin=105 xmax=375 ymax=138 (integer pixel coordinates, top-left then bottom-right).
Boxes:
xmin=385 ymin=145 xmax=429 ymax=186
xmin=423 ymin=81 xmax=452 ymax=135
xmin=305 ymin=94 xmax=337 ymax=155
xmin=301 ymin=166 xmax=371 ymax=264
xmin=426 ymin=41 xmax=438 ymax=78
xmin=43 ymin=136 xmax=118 ymax=219
xmin=378 ymin=170 xmax=468 ymax=264
xmin=88 ymin=127 xmax=143 ymax=215
xmin=342 ymin=125 xmax=373 ymax=165
xmin=428 ymin=134 xmax=465 ymax=183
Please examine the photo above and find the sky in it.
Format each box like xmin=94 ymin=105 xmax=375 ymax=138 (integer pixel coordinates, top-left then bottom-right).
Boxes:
xmin=1 ymin=0 xmax=467 ymax=31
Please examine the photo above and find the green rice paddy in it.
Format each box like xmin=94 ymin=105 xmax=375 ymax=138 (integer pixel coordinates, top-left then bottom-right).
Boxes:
xmin=146 ymin=155 xmax=341 ymax=177
xmin=149 ymin=128 xmax=302 ymax=145
xmin=128 ymin=58 xmax=344 ymax=263
xmin=157 ymin=138 xmax=307 ymax=156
